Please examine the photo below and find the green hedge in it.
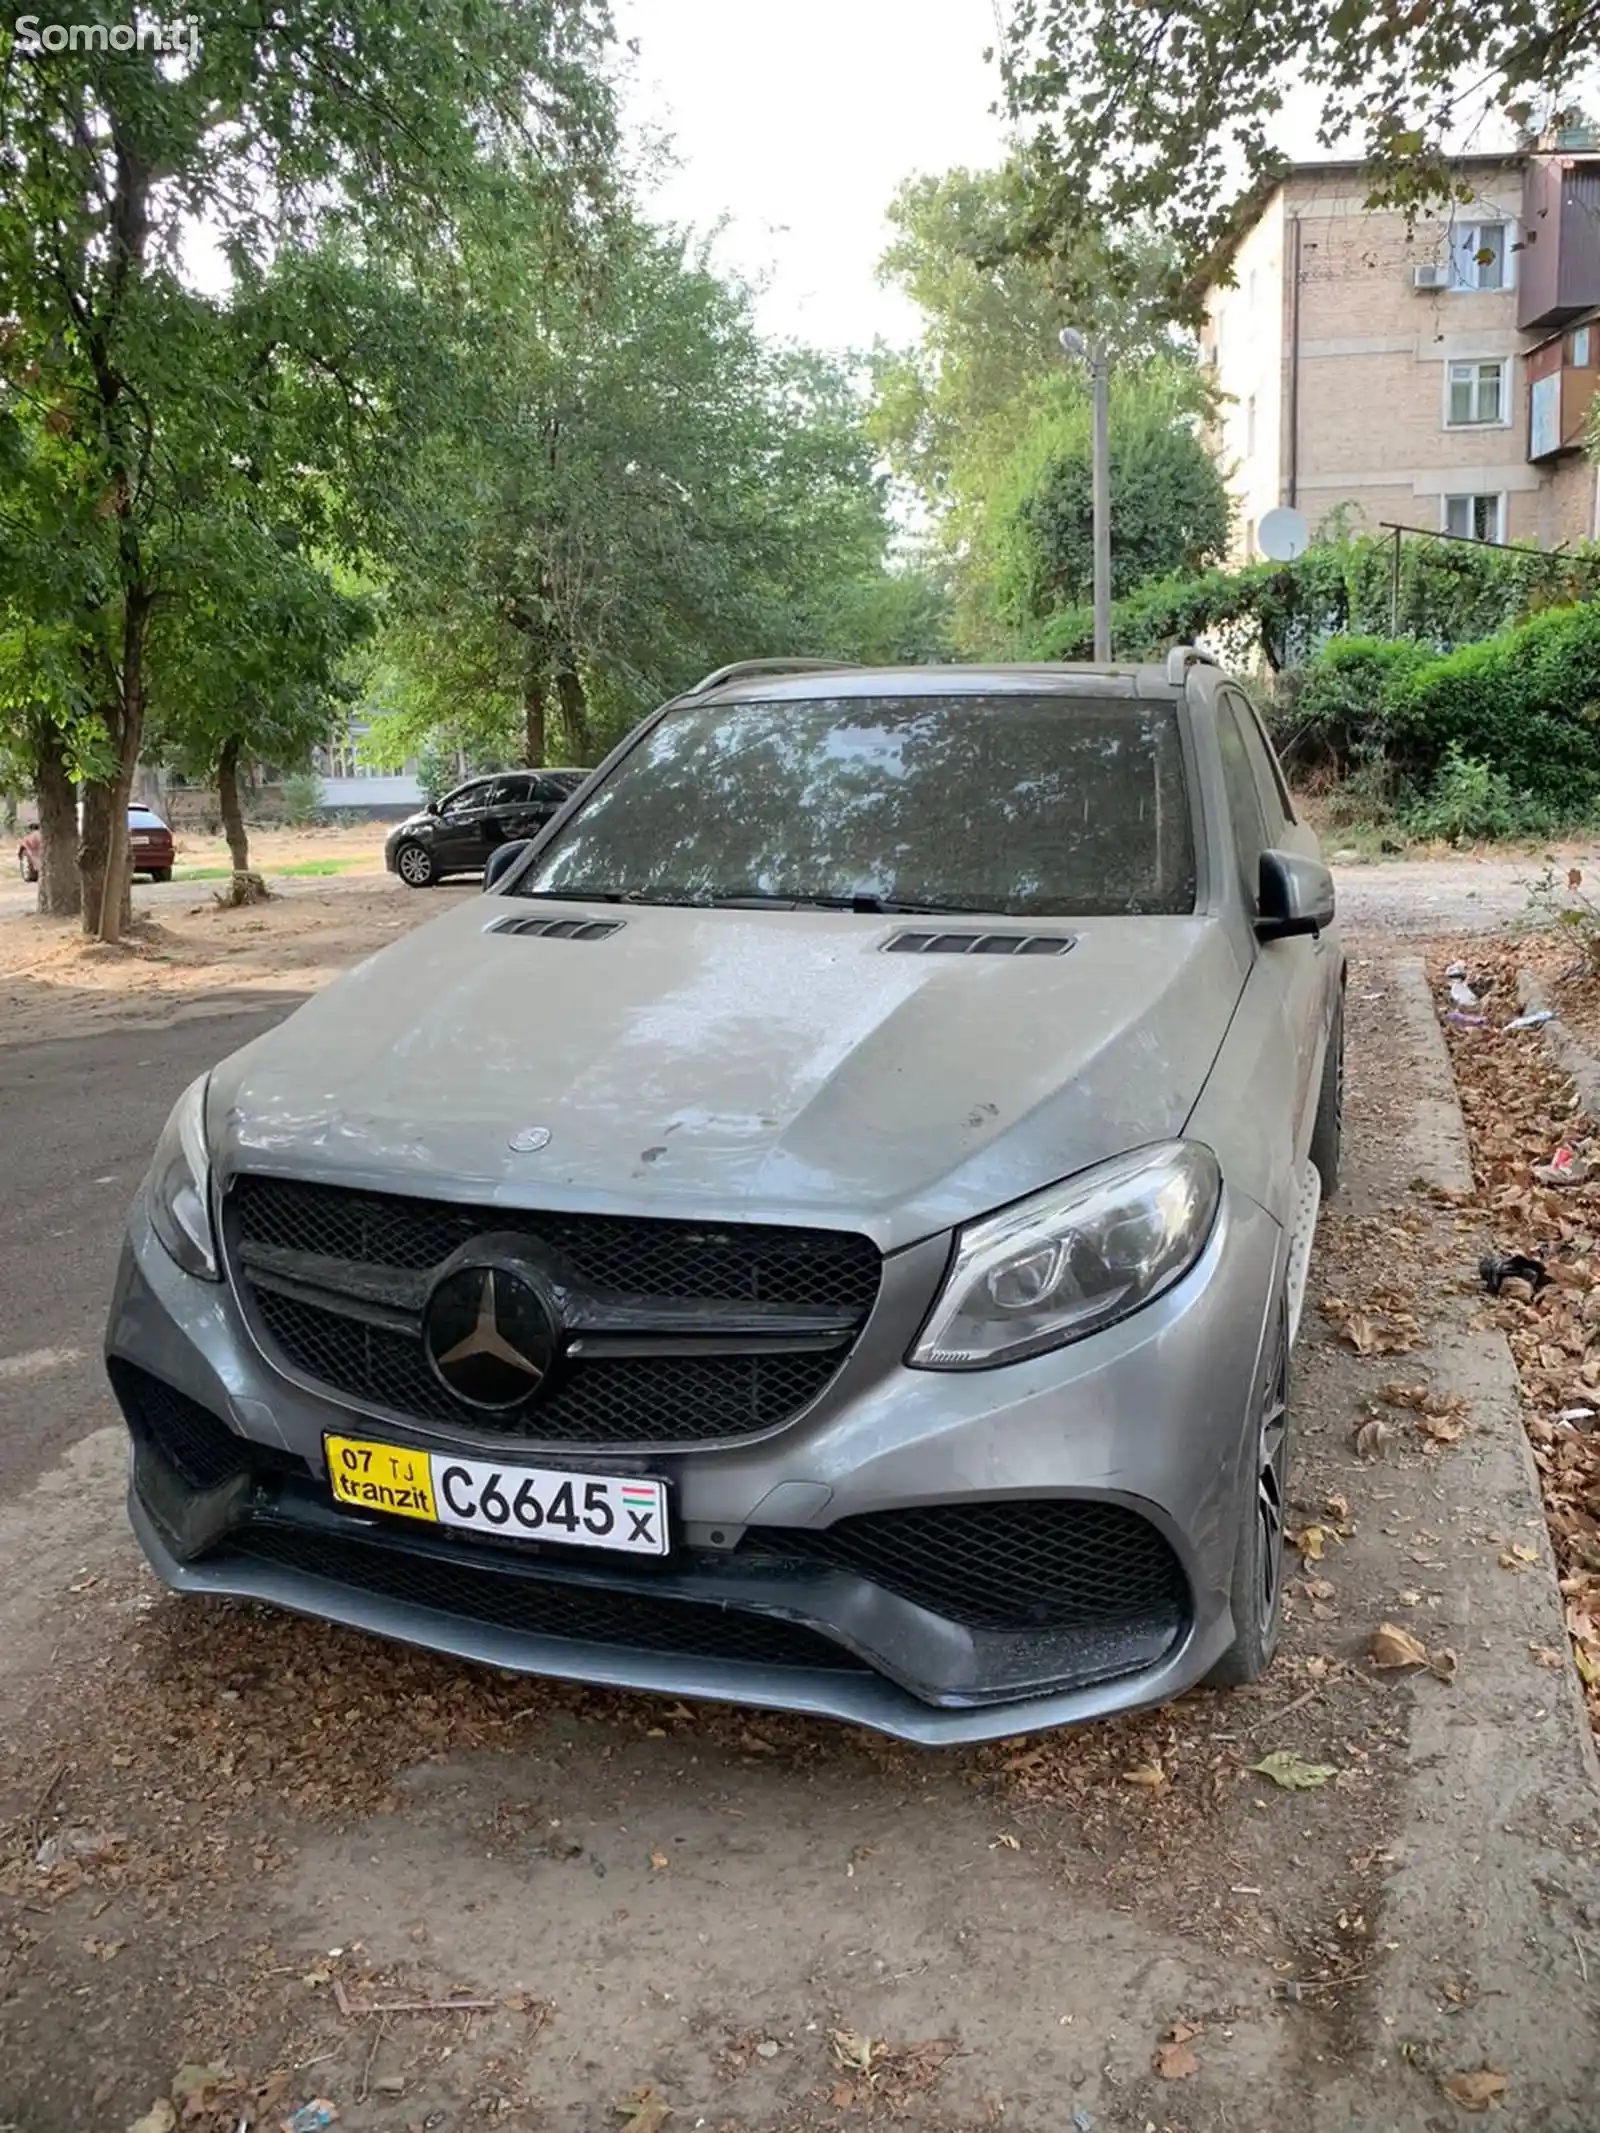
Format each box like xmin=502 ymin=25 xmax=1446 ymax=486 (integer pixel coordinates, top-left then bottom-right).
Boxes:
xmin=1384 ymin=601 xmax=1600 ymax=811
xmin=1027 ymin=532 xmax=1600 ymax=672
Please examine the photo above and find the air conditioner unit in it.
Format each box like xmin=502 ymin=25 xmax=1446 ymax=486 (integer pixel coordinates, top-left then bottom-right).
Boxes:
xmin=1412 ymin=261 xmax=1450 ymax=290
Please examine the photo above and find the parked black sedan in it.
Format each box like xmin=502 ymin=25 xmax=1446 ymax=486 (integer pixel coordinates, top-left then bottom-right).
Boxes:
xmin=384 ymin=770 xmax=588 ymax=888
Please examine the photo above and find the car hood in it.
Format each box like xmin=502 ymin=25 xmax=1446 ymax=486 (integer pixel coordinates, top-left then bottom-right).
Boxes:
xmin=211 ymin=899 xmax=1244 ymax=1252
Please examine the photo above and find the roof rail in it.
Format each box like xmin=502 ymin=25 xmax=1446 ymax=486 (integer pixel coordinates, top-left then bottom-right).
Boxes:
xmin=1165 ymin=644 xmax=1221 ymax=686
xmin=685 ymin=657 xmax=864 ymax=696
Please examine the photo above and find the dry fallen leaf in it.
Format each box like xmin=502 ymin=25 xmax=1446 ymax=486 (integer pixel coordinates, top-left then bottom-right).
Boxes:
xmin=1249 ymin=1751 xmax=1338 ymax=1790
xmin=613 ymin=2086 xmax=673 ymax=2133
xmin=1441 ymin=2065 xmax=1509 ymax=2112
xmin=1370 ymin=1622 xmax=1430 ymax=1669
xmin=1154 ymin=2024 xmax=1201 ymax=2081
xmin=993 ymin=1831 xmax=1022 ymax=1848
xmin=1428 ymin=1647 xmax=1461 ymax=1684
xmin=1292 ymin=1524 xmax=1326 ymax=1563
xmin=128 ymin=2107 xmax=177 ymax=2133
xmin=830 ymin=2029 xmax=882 ymax=2075
xmin=1419 ymin=1414 xmax=1466 ymax=1444
xmin=1355 ymin=1416 xmax=1392 ymax=1459
xmin=1531 ymin=1645 xmax=1564 ymax=1669
xmin=648 ymin=1850 xmax=669 ymax=1871
xmin=1122 ymin=1764 xmax=1166 ymax=1787
xmin=1323 ymin=1492 xmax=1349 ymax=1521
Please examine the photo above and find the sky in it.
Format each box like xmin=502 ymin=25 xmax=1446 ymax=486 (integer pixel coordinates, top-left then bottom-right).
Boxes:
xmin=614 ymin=0 xmax=1010 ymax=356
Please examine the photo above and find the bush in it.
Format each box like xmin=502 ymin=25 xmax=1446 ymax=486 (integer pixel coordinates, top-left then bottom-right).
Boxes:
xmin=1288 ymin=636 xmax=1434 ymax=775
xmin=279 ymin=772 xmax=326 ymax=826
xmin=1028 ymin=532 xmax=1600 ymax=673
xmin=1383 ymin=600 xmax=1600 ymax=812
xmin=1401 ymin=746 xmax=1543 ymax=843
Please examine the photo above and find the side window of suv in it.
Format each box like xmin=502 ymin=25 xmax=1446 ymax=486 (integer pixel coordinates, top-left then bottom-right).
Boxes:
xmin=1217 ymin=699 xmax=1271 ymax=911
xmin=1225 ymin=688 xmax=1295 ymax=832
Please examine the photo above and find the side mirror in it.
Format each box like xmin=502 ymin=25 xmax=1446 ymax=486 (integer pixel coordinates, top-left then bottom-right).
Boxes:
xmin=483 ymin=838 xmax=531 ymax=893
xmin=1256 ymin=850 xmax=1335 ymax=942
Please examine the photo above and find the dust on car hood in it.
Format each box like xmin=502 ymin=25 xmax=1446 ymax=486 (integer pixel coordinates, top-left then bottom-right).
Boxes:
xmin=211 ymin=898 xmax=1244 ymax=1251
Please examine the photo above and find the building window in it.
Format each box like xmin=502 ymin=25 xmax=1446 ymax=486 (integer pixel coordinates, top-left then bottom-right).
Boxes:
xmin=1445 ymin=358 xmax=1508 ymax=426
xmin=1245 ymin=393 xmax=1257 ymax=454
xmin=1573 ymin=325 xmax=1593 ymax=367
xmin=1449 ymin=221 xmax=1510 ymax=292
xmin=1443 ymin=493 xmax=1505 ymax=543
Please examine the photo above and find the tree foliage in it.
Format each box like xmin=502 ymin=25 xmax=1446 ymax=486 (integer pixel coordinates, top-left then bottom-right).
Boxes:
xmin=870 ymin=164 xmax=1220 ymax=654
xmin=0 ymin=0 xmax=614 ymax=936
xmin=370 ymin=219 xmax=909 ymax=771
xmin=1000 ymin=0 xmax=1598 ymax=295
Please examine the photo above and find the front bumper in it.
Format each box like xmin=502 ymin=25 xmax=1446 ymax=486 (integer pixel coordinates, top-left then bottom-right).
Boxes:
xmin=106 ymin=1189 xmax=1283 ymax=1744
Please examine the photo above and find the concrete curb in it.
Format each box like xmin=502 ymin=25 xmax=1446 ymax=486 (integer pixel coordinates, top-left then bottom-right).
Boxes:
xmin=1516 ymin=964 xmax=1600 ymax=1122
xmin=1397 ymin=957 xmax=1600 ymax=1793
xmin=1308 ymin=961 xmax=1600 ymax=2130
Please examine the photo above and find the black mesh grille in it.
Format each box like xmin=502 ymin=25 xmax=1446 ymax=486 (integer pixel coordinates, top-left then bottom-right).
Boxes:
xmin=253 ymin=1288 xmax=846 ymax=1442
xmin=228 ymin=1176 xmax=880 ymax=1447
xmin=231 ymin=1176 xmax=879 ymax=1311
xmin=746 ymin=1500 xmax=1188 ymax=1634
xmin=110 ymin=1362 xmax=305 ymax=1492
xmin=228 ymin=1524 xmax=868 ymax=1673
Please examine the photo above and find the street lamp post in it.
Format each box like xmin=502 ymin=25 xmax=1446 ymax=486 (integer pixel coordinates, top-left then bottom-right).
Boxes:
xmin=1059 ymin=328 xmax=1112 ymax=662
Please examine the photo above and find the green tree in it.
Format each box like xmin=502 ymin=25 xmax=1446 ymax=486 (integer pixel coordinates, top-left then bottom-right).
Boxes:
xmin=144 ymin=535 xmax=371 ymax=894
xmin=373 ymin=219 xmax=901 ymax=766
xmin=871 ymin=165 xmax=1218 ymax=653
xmin=1004 ymin=388 xmax=1231 ymax=621
xmin=0 ymin=1 xmax=613 ymax=939
xmin=1000 ymin=0 xmax=1593 ymax=289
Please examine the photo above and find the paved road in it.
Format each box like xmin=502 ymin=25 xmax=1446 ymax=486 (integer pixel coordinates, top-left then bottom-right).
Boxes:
xmin=0 ymin=1006 xmax=292 ymax=1495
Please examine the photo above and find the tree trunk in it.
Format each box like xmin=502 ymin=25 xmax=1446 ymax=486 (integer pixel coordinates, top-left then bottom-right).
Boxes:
xmin=214 ymin=736 xmax=269 ymax=904
xmin=555 ymin=667 xmax=594 ymax=763
xmin=33 ymin=724 xmax=81 ymax=919
xmin=218 ymin=736 xmax=250 ymax=872
xmin=523 ymin=675 xmax=546 ymax=768
xmin=79 ymin=777 xmax=133 ymax=940
xmin=81 ymin=607 xmax=148 ymax=941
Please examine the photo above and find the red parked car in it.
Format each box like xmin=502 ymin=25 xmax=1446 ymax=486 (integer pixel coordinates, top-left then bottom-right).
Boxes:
xmin=17 ymin=804 xmax=176 ymax=884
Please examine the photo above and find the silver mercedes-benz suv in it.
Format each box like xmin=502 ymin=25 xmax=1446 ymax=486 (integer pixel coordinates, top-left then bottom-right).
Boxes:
xmin=106 ymin=651 xmax=1344 ymax=1743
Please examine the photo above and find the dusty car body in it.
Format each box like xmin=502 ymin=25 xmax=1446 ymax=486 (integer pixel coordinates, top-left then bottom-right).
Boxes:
xmin=107 ymin=651 xmax=1343 ymax=1743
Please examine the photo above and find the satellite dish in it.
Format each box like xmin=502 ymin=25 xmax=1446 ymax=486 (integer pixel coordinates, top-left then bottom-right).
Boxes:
xmin=1258 ymin=506 xmax=1310 ymax=561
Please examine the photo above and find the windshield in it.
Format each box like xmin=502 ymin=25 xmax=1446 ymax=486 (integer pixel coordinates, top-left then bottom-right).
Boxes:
xmin=516 ymin=693 xmax=1196 ymax=917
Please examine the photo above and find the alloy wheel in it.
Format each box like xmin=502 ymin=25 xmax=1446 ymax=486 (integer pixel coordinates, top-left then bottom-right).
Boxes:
xmin=397 ymin=843 xmax=432 ymax=887
xmin=1254 ymin=1311 xmax=1290 ymax=1638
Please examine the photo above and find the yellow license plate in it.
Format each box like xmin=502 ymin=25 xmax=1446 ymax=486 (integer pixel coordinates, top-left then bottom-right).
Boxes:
xmin=323 ymin=1434 xmax=670 ymax=1555
xmin=326 ymin=1435 xmax=438 ymax=1523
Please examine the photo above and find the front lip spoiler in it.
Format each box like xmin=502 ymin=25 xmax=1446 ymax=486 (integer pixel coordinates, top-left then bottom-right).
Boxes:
xmin=128 ymin=1487 xmax=1231 ymax=1748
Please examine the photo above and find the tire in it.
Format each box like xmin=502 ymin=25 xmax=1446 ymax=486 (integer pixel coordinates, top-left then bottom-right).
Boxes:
xmin=1207 ymin=1291 xmax=1290 ymax=1689
xmin=149 ymin=867 xmax=172 ymax=884
xmin=19 ymin=852 xmax=38 ymax=883
xmin=1309 ymin=991 xmax=1344 ymax=1198
xmin=394 ymin=840 xmax=437 ymax=889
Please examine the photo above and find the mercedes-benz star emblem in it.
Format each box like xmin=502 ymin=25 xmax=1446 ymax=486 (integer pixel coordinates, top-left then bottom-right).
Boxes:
xmin=423 ymin=1249 xmax=561 ymax=1412
xmin=509 ymin=1125 xmax=551 ymax=1153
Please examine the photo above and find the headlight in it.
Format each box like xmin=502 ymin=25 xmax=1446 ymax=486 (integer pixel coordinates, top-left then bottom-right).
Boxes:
xmin=146 ymin=1074 xmax=221 ymax=1280
xmin=909 ymin=1141 xmax=1221 ymax=1370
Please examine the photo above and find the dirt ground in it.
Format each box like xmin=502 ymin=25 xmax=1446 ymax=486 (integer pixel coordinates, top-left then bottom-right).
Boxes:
xmin=0 ymin=876 xmax=472 ymax=1047
xmin=4 ymin=866 xmax=1600 ymax=2130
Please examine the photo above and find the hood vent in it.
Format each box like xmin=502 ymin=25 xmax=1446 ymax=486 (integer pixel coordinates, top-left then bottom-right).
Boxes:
xmin=884 ymin=929 xmax=1076 ymax=958
xmin=487 ymin=914 xmax=624 ymax=942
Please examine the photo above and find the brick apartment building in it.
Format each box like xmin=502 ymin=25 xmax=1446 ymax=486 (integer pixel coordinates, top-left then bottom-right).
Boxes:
xmin=1200 ymin=144 xmax=1600 ymax=561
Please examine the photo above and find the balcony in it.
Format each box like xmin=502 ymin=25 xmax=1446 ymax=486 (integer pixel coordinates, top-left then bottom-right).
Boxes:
xmin=1519 ymin=156 xmax=1600 ymax=331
